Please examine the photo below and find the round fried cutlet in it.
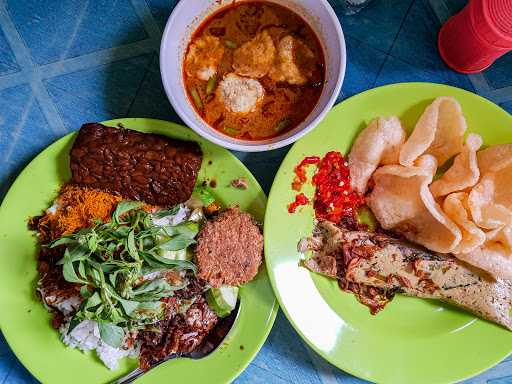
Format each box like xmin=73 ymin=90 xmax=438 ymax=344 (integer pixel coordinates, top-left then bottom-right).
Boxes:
xmin=195 ymin=207 xmax=263 ymax=287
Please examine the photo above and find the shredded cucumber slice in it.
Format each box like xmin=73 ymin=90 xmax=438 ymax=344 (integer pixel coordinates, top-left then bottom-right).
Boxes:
xmin=206 ymin=286 xmax=239 ymax=318
xmin=158 ymin=248 xmax=193 ymax=261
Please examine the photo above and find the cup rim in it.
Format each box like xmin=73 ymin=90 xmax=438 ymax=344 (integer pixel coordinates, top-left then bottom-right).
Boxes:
xmin=160 ymin=0 xmax=346 ymax=152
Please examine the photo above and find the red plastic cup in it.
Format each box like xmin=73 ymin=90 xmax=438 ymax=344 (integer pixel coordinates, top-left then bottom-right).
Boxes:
xmin=438 ymin=0 xmax=512 ymax=74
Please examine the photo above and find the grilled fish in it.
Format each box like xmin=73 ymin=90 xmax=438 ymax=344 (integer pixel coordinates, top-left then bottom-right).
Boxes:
xmin=300 ymin=221 xmax=512 ymax=330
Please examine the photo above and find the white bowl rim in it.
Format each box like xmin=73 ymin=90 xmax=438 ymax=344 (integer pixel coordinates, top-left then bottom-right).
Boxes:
xmin=160 ymin=0 xmax=346 ymax=152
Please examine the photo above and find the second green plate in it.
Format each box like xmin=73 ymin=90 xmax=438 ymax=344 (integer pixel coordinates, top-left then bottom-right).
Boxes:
xmin=0 ymin=118 xmax=277 ymax=384
xmin=264 ymin=83 xmax=512 ymax=384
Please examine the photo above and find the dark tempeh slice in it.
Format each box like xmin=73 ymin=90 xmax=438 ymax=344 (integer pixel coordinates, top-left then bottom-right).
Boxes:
xmin=70 ymin=123 xmax=202 ymax=206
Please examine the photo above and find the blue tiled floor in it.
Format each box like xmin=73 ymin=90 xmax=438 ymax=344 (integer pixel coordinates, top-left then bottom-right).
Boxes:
xmin=6 ymin=0 xmax=148 ymax=65
xmin=0 ymin=28 xmax=17 ymax=75
xmin=0 ymin=0 xmax=511 ymax=383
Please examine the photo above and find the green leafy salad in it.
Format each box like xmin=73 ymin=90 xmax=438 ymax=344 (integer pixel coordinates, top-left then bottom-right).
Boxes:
xmin=46 ymin=188 xmax=237 ymax=349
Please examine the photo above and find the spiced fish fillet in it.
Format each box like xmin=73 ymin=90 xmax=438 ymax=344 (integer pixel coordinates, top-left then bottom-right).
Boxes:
xmin=300 ymin=221 xmax=512 ymax=330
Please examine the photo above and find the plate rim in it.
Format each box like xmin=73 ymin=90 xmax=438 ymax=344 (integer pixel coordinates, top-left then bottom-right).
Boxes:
xmin=0 ymin=117 xmax=278 ymax=384
xmin=264 ymin=82 xmax=512 ymax=384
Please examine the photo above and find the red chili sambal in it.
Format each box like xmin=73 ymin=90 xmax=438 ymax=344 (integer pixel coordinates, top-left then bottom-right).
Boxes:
xmin=292 ymin=156 xmax=321 ymax=191
xmin=288 ymin=193 xmax=310 ymax=213
xmin=312 ymin=151 xmax=364 ymax=223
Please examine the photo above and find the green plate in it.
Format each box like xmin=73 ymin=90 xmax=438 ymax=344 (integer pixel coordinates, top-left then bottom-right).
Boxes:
xmin=0 ymin=118 xmax=277 ymax=384
xmin=265 ymin=83 xmax=512 ymax=384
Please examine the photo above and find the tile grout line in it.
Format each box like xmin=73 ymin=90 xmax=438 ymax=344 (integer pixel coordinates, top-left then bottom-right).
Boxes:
xmin=40 ymin=39 xmax=160 ymax=80
xmin=372 ymin=0 xmax=415 ymax=86
xmin=299 ymin=339 xmax=340 ymax=384
xmin=129 ymin=0 xmax=163 ymax=40
xmin=125 ymin=52 xmax=157 ymax=115
xmin=481 ymin=85 xmax=512 ymax=104
xmin=0 ymin=1 xmax=66 ymax=136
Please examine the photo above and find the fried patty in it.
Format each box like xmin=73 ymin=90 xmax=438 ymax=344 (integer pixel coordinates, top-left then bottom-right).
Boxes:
xmin=195 ymin=207 xmax=263 ymax=287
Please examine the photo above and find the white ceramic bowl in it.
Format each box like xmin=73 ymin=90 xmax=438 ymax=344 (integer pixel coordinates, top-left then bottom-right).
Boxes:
xmin=160 ymin=0 xmax=346 ymax=152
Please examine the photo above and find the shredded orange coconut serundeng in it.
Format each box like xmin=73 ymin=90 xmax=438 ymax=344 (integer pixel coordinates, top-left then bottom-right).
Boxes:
xmin=38 ymin=185 xmax=123 ymax=242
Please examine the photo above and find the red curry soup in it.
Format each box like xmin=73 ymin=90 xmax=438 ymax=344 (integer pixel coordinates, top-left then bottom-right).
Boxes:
xmin=183 ymin=1 xmax=325 ymax=140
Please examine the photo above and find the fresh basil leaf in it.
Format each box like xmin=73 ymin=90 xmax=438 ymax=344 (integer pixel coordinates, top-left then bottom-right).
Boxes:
xmin=84 ymin=291 xmax=102 ymax=310
xmin=128 ymin=301 xmax=165 ymax=320
xmin=131 ymin=278 xmax=182 ymax=301
xmin=151 ymin=253 xmax=197 ymax=273
xmin=95 ymin=303 xmax=105 ymax=318
xmin=113 ymin=201 xmax=143 ymax=224
xmin=48 ymin=236 xmax=76 ymax=248
xmin=118 ymin=298 xmax=139 ymax=316
xmin=98 ymin=322 xmax=125 ymax=348
xmin=143 ymin=214 xmax=152 ymax=229
xmin=154 ymin=205 xmax=180 ymax=219
xmin=126 ymin=230 xmax=139 ymax=260
xmin=80 ymin=285 xmax=92 ymax=299
xmin=158 ymin=235 xmax=196 ymax=251
xmin=68 ymin=245 xmax=89 ymax=262
xmin=87 ymin=234 xmax=98 ymax=252
xmin=62 ymin=261 xmax=89 ymax=284
xmin=163 ymin=222 xmax=199 ymax=239
xmin=67 ymin=316 xmax=81 ymax=334
xmin=112 ymin=226 xmax=131 ymax=238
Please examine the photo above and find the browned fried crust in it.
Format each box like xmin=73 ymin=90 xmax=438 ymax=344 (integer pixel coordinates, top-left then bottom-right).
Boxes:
xmin=70 ymin=123 xmax=202 ymax=206
xmin=195 ymin=207 xmax=263 ymax=288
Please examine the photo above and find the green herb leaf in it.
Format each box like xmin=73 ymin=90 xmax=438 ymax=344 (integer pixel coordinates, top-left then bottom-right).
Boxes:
xmin=131 ymin=278 xmax=184 ymax=301
xmin=48 ymin=236 xmax=76 ymax=248
xmin=98 ymin=322 xmax=125 ymax=348
xmin=62 ymin=255 xmax=88 ymax=284
xmin=163 ymin=222 xmax=200 ymax=239
xmin=84 ymin=291 xmax=102 ymax=310
xmin=113 ymin=201 xmax=143 ymax=224
xmin=158 ymin=235 xmax=196 ymax=251
xmin=126 ymin=230 xmax=139 ymax=260
xmin=223 ymin=126 xmax=239 ymax=136
xmin=154 ymin=205 xmax=180 ymax=219
xmin=206 ymin=75 xmax=217 ymax=94
xmin=67 ymin=316 xmax=81 ymax=334
xmin=80 ymin=285 xmax=91 ymax=299
xmin=274 ymin=118 xmax=291 ymax=133
xmin=224 ymin=39 xmax=237 ymax=49
xmin=190 ymin=87 xmax=203 ymax=110
xmin=150 ymin=253 xmax=197 ymax=273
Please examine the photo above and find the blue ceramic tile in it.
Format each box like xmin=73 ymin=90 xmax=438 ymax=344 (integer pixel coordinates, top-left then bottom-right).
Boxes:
xmin=1 ymin=1 xmax=512 ymax=384
xmin=45 ymin=54 xmax=153 ymax=131
xmin=236 ymin=364 xmax=290 ymax=384
xmin=0 ymin=356 xmax=37 ymax=384
xmin=145 ymin=0 xmax=179 ymax=30
xmin=500 ymin=101 xmax=512 ymax=114
xmin=5 ymin=0 xmax=148 ymax=65
xmin=0 ymin=85 xmax=55 ymax=199
xmin=128 ymin=54 xmax=182 ymax=123
xmin=340 ymin=36 xmax=387 ymax=100
xmin=233 ymin=146 xmax=290 ymax=195
xmin=488 ymin=377 xmax=512 ymax=384
xmin=0 ymin=355 xmax=13 ymax=383
xmin=483 ymin=54 xmax=512 ymax=90
xmin=238 ymin=311 xmax=323 ymax=384
xmin=376 ymin=55 xmax=474 ymax=92
xmin=0 ymin=28 xmax=18 ymax=76
xmin=390 ymin=0 xmax=475 ymax=90
xmin=329 ymin=0 xmax=414 ymax=54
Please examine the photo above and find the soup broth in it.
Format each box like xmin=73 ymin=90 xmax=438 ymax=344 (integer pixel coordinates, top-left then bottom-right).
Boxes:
xmin=183 ymin=1 xmax=325 ymax=140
